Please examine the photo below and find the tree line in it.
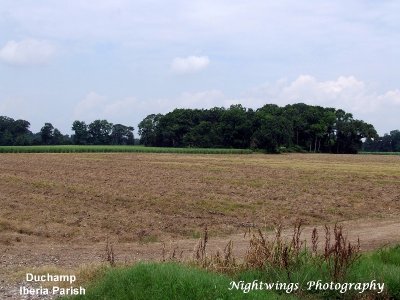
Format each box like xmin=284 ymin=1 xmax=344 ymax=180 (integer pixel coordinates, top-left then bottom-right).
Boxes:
xmin=0 ymin=117 xmax=134 ymax=146
xmin=138 ymin=103 xmax=379 ymax=153
xmin=362 ymin=130 xmax=400 ymax=152
xmin=1 ymin=102 xmax=397 ymax=153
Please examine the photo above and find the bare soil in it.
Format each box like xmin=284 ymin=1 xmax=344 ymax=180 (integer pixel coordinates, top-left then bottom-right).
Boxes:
xmin=0 ymin=153 xmax=399 ymax=298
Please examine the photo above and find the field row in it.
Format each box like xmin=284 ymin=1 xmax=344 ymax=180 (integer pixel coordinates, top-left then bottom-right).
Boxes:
xmin=0 ymin=145 xmax=253 ymax=154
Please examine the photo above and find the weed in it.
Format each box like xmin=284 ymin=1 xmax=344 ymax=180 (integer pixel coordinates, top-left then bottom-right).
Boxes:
xmin=104 ymin=237 xmax=115 ymax=267
xmin=322 ymin=223 xmax=361 ymax=281
xmin=192 ymin=221 xmax=361 ymax=285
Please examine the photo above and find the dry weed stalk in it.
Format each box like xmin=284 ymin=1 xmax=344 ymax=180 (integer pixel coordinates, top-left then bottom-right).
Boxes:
xmin=189 ymin=221 xmax=361 ymax=283
xmin=210 ymin=240 xmax=238 ymax=273
xmin=160 ymin=243 xmax=184 ymax=262
xmin=311 ymin=227 xmax=318 ymax=255
xmin=245 ymin=229 xmax=271 ymax=269
xmin=323 ymin=223 xmax=361 ymax=281
xmin=193 ymin=226 xmax=239 ymax=273
xmin=291 ymin=220 xmax=304 ymax=256
xmin=244 ymin=219 xmax=305 ymax=275
xmin=193 ymin=226 xmax=208 ymax=265
xmin=161 ymin=242 xmax=166 ymax=262
xmin=105 ymin=237 xmax=116 ymax=267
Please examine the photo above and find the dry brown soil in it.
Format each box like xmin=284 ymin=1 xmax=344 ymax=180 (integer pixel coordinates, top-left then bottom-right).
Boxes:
xmin=0 ymin=153 xmax=399 ymax=298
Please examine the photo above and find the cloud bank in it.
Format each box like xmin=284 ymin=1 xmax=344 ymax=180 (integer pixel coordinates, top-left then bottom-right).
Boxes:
xmin=0 ymin=39 xmax=55 ymax=66
xmin=171 ymin=56 xmax=210 ymax=74
xmin=72 ymin=75 xmax=400 ymax=135
xmin=245 ymin=75 xmax=400 ymax=113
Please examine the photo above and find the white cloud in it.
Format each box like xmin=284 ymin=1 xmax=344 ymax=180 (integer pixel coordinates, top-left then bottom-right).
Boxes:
xmin=0 ymin=96 xmax=38 ymax=118
xmin=74 ymin=92 xmax=138 ymax=121
xmin=177 ymin=90 xmax=226 ymax=107
xmin=173 ymin=77 xmax=400 ymax=134
xmin=72 ymin=75 xmax=400 ymax=136
xmin=378 ymin=90 xmax=400 ymax=106
xmin=171 ymin=56 xmax=210 ymax=74
xmin=78 ymin=76 xmax=400 ymax=121
xmin=73 ymin=90 xmax=231 ymax=133
xmin=241 ymin=75 xmax=400 ymax=134
xmin=103 ymin=98 xmax=136 ymax=116
xmin=245 ymin=75 xmax=400 ymax=113
xmin=73 ymin=92 xmax=107 ymax=118
xmin=75 ymin=90 xmax=229 ymax=121
xmin=0 ymin=39 xmax=55 ymax=66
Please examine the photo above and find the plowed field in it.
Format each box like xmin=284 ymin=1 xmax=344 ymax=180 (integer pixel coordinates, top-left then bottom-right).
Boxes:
xmin=1 ymin=153 xmax=400 ymax=299
xmin=1 ymin=153 xmax=399 ymax=244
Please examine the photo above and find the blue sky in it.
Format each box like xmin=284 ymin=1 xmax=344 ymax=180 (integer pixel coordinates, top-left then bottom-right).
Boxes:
xmin=0 ymin=0 xmax=399 ymax=135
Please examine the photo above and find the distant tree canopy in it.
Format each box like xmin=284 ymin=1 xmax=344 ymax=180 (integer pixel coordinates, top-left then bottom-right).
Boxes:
xmin=0 ymin=116 xmax=31 ymax=145
xmin=0 ymin=116 xmax=134 ymax=146
xmin=71 ymin=120 xmax=134 ymax=145
xmin=363 ymin=130 xmax=400 ymax=152
xmin=138 ymin=103 xmax=379 ymax=153
xmin=39 ymin=122 xmax=70 ymax=145
xmin=1 ymin=102 xmax=396 ymax=154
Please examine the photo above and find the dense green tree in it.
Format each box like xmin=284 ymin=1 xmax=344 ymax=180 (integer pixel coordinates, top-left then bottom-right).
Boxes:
xmin=39 ymin=123 xmax=68 ymax=145
xmin=88 ymin=120 xmax=113 ymax=145
xmin=40 ymin=123 xmax=54 ymax=145
xmin=160 ymin=109 xmax=202 ymax=147
xmin=252 ymin=109 xmax=292 ymax=152
xmin=72 ymin=120 xmax=89 ymax=145
xmin=0 ymin=129 xmax=13 ymax=145
xmin=362 ymin=130 xmax=400 ymax=152
xmin=219 ymin=105 xmax=255 ymax=148
xmin=111 ymin=124 xmax=134 ymax=145
xmin=137 ymin=103 xmax=377 ymax=153
xmin=333 ymin=111 xmax=377 ymax=153
xmin=14 ymin=134 xmax=31 ymax=145
xmin=52 ymin=128 xmax=64 ymax=145
xmin=1 ymin=102 xmax=384 ymax=153
xmin=13 ymin=119 xmax=31 ymax=136
xmin=392 ymin=130 xmax=400 ymax=151
xmin=138 ymin=114 xmax=163 ymax=146
xmin=183 ymin=121 xmax=221 ymax=148
xmin=0 ymin=116 xmax=31 ymax=145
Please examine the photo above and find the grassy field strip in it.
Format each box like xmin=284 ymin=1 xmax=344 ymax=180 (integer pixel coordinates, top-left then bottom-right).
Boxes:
xmin=1 ymin=146 xmax=399 ymax=155
xmin=0 ymin=145 xmax=253 ymax=154
xmin=213 ymin=158 xmax=400 ymax=176
xmin=360 ymin=152 xmax=400 ymax=155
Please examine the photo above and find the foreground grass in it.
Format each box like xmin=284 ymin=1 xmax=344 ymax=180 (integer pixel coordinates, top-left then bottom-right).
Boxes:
xmin=238 ymin=245 xmax=400 ymax=299
xmin=64 ymin=246 xmax=400 ymax=300
xmin=0 ymin=145 xmax=252 ymax=154
xmin=64 ymin=263 xmax=290 ymax=300
xmin=347 ymin=245 xmax=400 ymax=299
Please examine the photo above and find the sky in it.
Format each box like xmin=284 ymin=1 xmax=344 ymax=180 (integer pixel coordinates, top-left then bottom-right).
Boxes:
xmin=0 ymin=1 xmax=399 ymax=135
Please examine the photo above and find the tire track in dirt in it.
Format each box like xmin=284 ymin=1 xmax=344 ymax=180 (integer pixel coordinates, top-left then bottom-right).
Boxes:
xmin=1 ymin=218 xmax=400 ymax=299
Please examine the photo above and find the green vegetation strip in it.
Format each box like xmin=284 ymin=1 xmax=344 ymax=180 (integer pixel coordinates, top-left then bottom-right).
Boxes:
xmin=65 ymin=246 xmax=400 ymax=300
xmin=359 ymin=152 xmax=400 ymax=155
xmin=65 ymin=263 xmax=287 ymax=300
xmin=0 ymin=145 xmax=253 ymax=154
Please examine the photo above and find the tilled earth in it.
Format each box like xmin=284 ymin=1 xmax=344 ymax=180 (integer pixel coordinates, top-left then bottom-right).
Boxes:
xmin=0 ymin=153 xmax=399 ymax=299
